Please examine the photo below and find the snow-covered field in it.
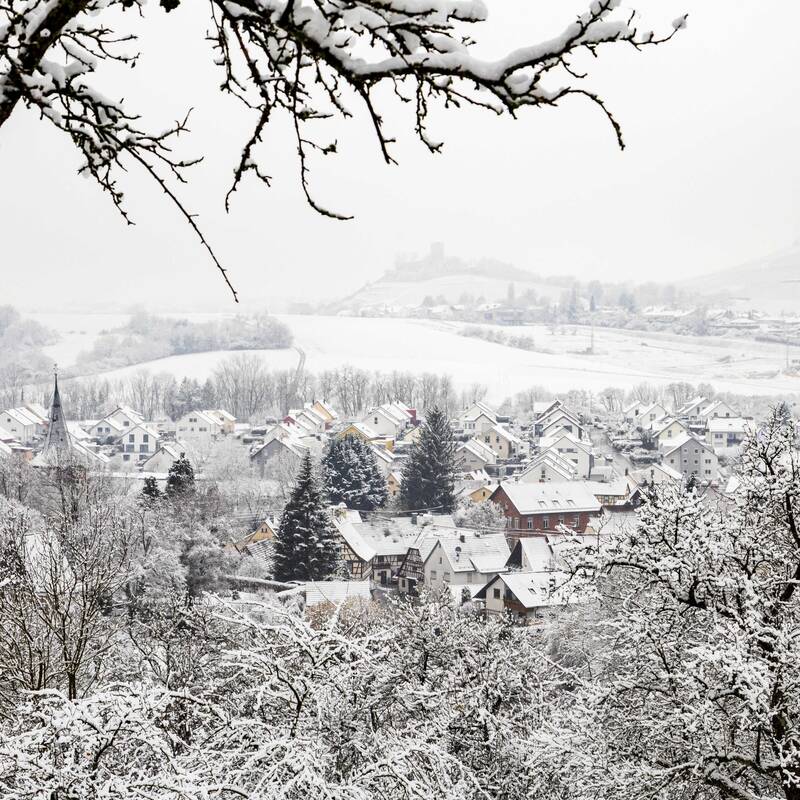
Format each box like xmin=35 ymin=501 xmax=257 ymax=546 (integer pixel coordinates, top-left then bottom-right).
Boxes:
xmin=29 ymin=313 xmax=800 ymax=401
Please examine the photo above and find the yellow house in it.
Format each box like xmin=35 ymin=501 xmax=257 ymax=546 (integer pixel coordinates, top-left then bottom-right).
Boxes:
xmin=310 ymin=400 xmax=338 ymax=424
xmin=468 ymin=485 xmax=494 ymax=503
xmin=387 ymin=471 xmax=403 ymax=498
xmin=338 ymin=422 xmax=380 ymax=443
xmin=227 ymin=518 xmax=277 ymax=553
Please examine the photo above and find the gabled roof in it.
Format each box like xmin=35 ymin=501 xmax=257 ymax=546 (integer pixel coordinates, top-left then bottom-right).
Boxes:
xmin=180 ymin=409 xmax=221 ymax=427
xmin=342 ymin=421 xmax=380 ymax=440
xmin=494 ymin=481 xmax=602 ymax=515
xmin=205 ymin=408 xmax=236 ymax=422
xmin=90 ymin=416 xmax=125 ymax=433
xmin=539 ymin=429 xmax=591 ymax=453
xmin=630 ymin=462 xmax=683 ymax=484
xmin=489 ymin=424 xmax=523 ymax=445
xmin=458 ymin=438 xmax=496 ymax=463
xmin=370 ymin=443 xmax=395 ymax=465
xmin=107 ymin=405 xmax=145 ymax=423
xmin=518 ymin=450 xmax=577 ymax=482
xmin=117 ymin=422 xmax=160 ymax=440
xmin=700 ymin=400 xmax=737 ymax=418
xmin=638 ymin=402 xmax=667 ymax=418
xmin=653 ymin=417 xmax=686 ymax=436
xmin=533 ymin=399 xmax=563 ymax=419
xmin=462 ymin=401 xmax=498 ymax=422
xmin=2 ymin=407 xmax=42 ymax=427
xmin=0 ymin=425 xmax=14 ymax=441
xmin=662 ymin=433 xmax=713 ymax=457
xmin=476 ymin=570 xmax=575 ymax=609
xmin=24 ymin=403 xmax=49 ymax=424
xmin=310 ymin=399 xmax=338 ymax=421
xmin=622 ymin=400 xmax=643 ymax=414
xmin=143 ymin=441 xmax=185 ymax=466
xmin=677 ymin=396 xmax=707 ymax=415
xmin=427 ymin=531 xmax=510 ymax=573
xmin=333 ymin=518 xmax=376 ymax=563
xmin=539 ymin=406 xmax=582 ymax=429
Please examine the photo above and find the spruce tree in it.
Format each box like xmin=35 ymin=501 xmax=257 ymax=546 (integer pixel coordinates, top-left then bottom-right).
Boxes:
xmin=166 ymin=456 xmax=195 ymax=498
xmin=141 ymin=475 xmax=161 ymax=502
xmin=322 ymin=435 xmax=388 ymax=511
xmin=399 ymin=406 xmax=456 ymax=513
xmin=273 ymin=452 xmax=340 ymax=582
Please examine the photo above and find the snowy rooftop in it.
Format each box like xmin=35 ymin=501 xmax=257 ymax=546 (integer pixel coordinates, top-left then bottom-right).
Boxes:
xmin=498 ymin=481 xmax=601 ymax=514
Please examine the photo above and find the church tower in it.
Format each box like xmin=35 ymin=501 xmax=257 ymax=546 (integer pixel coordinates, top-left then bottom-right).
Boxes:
xmin=42 ymin=366 xmax=72 ymax=458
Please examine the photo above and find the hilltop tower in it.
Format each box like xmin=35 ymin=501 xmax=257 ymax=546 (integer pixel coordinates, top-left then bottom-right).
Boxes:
xmin=42 ymin=365 xmax=72 ymax=459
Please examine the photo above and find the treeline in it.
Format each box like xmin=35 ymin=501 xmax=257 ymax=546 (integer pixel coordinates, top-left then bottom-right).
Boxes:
xmin=75 ymin=311 xmax=293 ymax=372
xmin=459 ymin=325 xmax=538 ymax=351
xmin=5 ymin=354 xmax=489 ymax=422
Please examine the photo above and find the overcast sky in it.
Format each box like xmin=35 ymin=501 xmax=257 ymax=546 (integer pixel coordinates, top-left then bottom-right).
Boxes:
xmin=1 ymin=0 xmax=798 ymax=311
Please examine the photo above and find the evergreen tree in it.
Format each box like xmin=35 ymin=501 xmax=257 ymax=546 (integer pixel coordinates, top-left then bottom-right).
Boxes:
xmin=322 ymin=435 xmax=388 ymax=511
xmin=399 ymin=406 xmax=456 ymax=513
xmin=166 ymin=456 xmax=195 ymax=498
xmin=273 ymin=452 xmax=340 ymax=582
xmin=141 ymin=476 xmax=161 ymax=502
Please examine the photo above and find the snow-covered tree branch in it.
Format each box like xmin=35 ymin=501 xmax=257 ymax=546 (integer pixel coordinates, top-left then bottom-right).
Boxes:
xmin=0 ymin=0 xmax=684 ymax=298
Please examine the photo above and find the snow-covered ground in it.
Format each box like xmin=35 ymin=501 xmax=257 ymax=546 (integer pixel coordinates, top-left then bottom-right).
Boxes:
xmin=29 ymin=313 xmax=800 ymax=402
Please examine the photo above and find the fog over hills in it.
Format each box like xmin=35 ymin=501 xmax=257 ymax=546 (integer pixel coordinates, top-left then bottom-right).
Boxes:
xmin=683 ymin=241 xmax=800 ymax=314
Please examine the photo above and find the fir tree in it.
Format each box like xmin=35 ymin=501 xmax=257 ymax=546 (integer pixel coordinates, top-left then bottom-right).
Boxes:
xmin=141 ymin=476 xmax=161 ymax=503
xmin=399 ymin=406 xmax=456 ymax=513
xmin=322 ymin=435 xmax=388 ymax=511
xmin=166 ymin=456 xmax=195 ymax=498
xmin=273 ymin=452 xmax=340 ymax=582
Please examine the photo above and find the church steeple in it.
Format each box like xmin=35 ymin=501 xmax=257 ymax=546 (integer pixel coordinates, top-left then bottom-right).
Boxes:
xmin=43 ymin=364 xmax=72 ymax=457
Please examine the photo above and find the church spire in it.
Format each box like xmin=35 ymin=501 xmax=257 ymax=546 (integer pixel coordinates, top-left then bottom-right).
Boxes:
xmin=43 ymin=364 xmax=72 ymax=457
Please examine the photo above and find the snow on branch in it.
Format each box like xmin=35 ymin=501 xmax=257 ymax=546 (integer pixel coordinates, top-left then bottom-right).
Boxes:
xmin=0 ymin=0 xmax=685 ymax=298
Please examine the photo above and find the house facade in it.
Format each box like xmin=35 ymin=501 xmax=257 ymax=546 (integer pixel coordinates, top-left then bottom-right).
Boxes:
xmin=117 ymin=423 xmax=160 ymax=464
xmin=489 ymin=481 xmax=602 ymax=538
xmin=662 ymin=434 xmax=719 ymax=483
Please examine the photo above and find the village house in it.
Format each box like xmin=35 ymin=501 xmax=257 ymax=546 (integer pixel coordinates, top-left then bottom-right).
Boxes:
xmin=117 ymin=422 xmax=161 ymax=464
xmin=141 ymin=441 xmax=187 ymax=473
xmin=538 ymin=430 xmax=593 ymax=478
xmin=636 ymin=402 xmax=668 ymax=429
xmin=370 ymin=442 xmax=397 ymax=478
xmin=203 ymin=409 xmax=236 ymax=434
xmin=662 ymin=433 xmax=719 ymax=483
xmin=476 ymin=571 xmax=573 ymax=624
xmin=0 ymin=407 xmax=45 ymax=444
xmin=676 ymin=396 xmax=708 ymax=425
xmin=387 ymin=471 xmax=402 ymax=499
xmin=308 ymin=399 xmax=338 ymax=426
xmin=518 ymin=450 xmax=578 ymax=483
xmin=630 ymin=462 xmax=683 ymax=488
xmin=456 ymin=438 xmax=497 ymax=471
xmin=103 ymin=405 xmax=145 ymax=431
xmin=86 ymin=415 xmax=126 ymax=442
xmin=479 ymin=424 xmax=524 ymax=461
xmin=581 ymin=479 xmax=637 ymax=508
xmin=338 ymin=421 xmax=381 ymax=443
xmin=423 ymin=531 xmax=510 ymax=592
xmin=489 ymin=481 xmax=602 ymax=539
xmin=362 ymin=402 xmax=412 ymax=439
xmin=250 ymin=429 xmax=308 ymax=477
xmin=333 ymin=515 xmax=377 ymax=580
xmin=538 ymin=409 xmax=586 ymax=441
xmin=176 ymin=409 xmax=224 ymax=439
xmin=460 ymin=401 xmax=498 ymax=435
xmin=699 ymin=399 xmax=738 ymax=421
xmin=622 ymin=400 xmax=645 ymax=422
xmin=705 ymin=417 xmax=752 ymax=456
xmin=653 ymin=417 xmax=690 ymax=449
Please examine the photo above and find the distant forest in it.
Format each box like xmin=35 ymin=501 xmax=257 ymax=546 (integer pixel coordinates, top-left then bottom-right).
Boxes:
xmin=0 ymin=306 xmax=59 ymax=384
xmin=75 ymin=312 xmax=293 ymax=373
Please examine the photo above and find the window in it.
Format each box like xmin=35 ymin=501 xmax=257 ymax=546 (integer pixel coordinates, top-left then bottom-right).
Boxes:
xmin=140 ymin=444 xmax=148 ymax=453
xmin=123 ymin=454 xmax=130 ymax=461
xmin=128 ymin=434 xmax=135 ymax=443
xmin=514 ymin=517 xmax=519 ymax=529
xmin=466 ymin=573 xmax=473 ymax=583
xmin=558 ymin=515 xmax=565 ymax=524
xmin=542 ymin=518 xmax=550 ymax=530
xmin=527 ymin=518 xmax=533 ymax=529
xmin=438 ymin=556 xmax=442 ymax=564
xmin=443 ymin=572 xmax=450 ymax=582
xmin=143 ymin=434 xmax=149 ymax=443
xmin=374 ymin=416 xmax=378 ymax=425
xmin=430 ymin=570 xmax=437 ymax=581
xmin=573 ymin=515 xmax=580 ymax=526
xmin=493 ymin=588 xmax=501 ymax=599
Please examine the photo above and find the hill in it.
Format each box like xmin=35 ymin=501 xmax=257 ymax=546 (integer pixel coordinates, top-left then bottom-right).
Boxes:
xmin=684 ymin=242 xmax=800 ymax=314
xmin=323 ymin=244 xmax=570 ymax=313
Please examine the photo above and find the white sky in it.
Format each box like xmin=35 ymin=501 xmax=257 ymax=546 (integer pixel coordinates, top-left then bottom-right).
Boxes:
xmin=1 ymin=0 xmax=798 ymax=310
